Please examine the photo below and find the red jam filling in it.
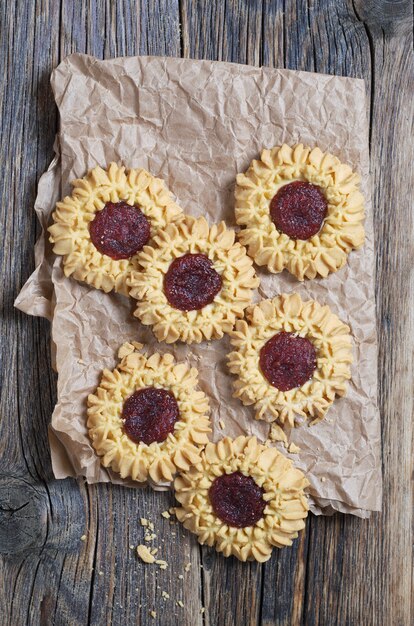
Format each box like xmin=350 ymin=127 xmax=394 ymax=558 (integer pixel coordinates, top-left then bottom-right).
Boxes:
xmin=259 ymin=331 xmax=317 ymax=391
xmin=89 ymin=201 xmax=150 ymax=260
xmin=209 ymin=471 xmax=266 ymax=528
xmin=163 ymin=253 xmax=222 ymax=311
xmin=270 ymin=181 xmax=327 ymax=240
xmin=121 ymin=387 xmax=179 ymax=445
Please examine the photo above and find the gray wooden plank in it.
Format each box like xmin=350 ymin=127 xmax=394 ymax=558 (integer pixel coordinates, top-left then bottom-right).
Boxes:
xmin=1 ymin=1 xmax=202 ymax=626
xmin=179 ymin=3 xmax=266 ymax=626
xmin=264 ymin=1 xmax=413 ymax=626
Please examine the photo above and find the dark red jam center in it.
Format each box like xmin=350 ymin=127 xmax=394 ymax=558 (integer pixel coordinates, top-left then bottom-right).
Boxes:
xmin=163 ymin=253 xmax=222 ymax=311
xmin=121 ymin=387 xmax=179 ymax=445
xmin=89 ymin=201 xmax=150 ymax=260
xmin=209 ymin=471 xmax=266 ymax=528
xmin=259 ymin=331 xmax=317 ymax=392
xmin=270 ymin=181 xmax=327 ymax=240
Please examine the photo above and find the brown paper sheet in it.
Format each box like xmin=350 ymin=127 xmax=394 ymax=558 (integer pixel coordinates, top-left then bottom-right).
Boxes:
xmin=15 ymin=53 xmax=382 ymax=518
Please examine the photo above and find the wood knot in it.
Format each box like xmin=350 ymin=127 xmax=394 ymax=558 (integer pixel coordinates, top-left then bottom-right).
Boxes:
xmin=0 ymin=476 xmax=85 ymax=555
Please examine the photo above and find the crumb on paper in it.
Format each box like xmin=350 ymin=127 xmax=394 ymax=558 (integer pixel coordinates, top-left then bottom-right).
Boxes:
xmin=161 ymin=510 xmax=170 ymax=519
xmin=80 ymin=534 xmax=87 ymax=541
xmin=288 ymin=442 xmax=301 ymax=454
xmin=269 ymin=424 xmax=288 ymax=444
xmin=321 ymin=476 xmax=326 ymax=482
xmin=184 ymin=563 xmax=191 ymax=572
xmin=218 ymin=419 xmax=225 ymax=429
xmin=137 ymin=545 xmax=156 ymax=564
xmin=78 ymin=358 xmax=85 ymax=365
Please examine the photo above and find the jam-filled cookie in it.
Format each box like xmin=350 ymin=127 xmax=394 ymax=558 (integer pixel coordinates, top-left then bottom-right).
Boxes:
xmin=227 ymin=293 xmax=352 ymax=426
xmin=175 ymin=436 xmax=309 ymax=562
xmin=128 ymin=215 xmax=259 ymax=344
xmin=48 ymin=163 xmax=183 ymax=295
xmin=87 ymin=343 xmax=211 ymax=483
xmin=235 ymin=144 xmax=365 ymax=280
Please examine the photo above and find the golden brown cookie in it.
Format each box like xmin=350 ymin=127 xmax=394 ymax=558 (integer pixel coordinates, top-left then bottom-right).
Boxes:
xmin=235 ymin=144 xmax=365 ymax=280
xmin=128 ymin=215 xmax=259 ymax=344
xmin=48 ymin=163 xmax=183 ymax=295
xmin=87 ymin=343 xmax=211 ymax=483
xmin=174 ymin=436 xmax=309 ymax=562
xmin=227 ymin=293 xmax=352 ymax=426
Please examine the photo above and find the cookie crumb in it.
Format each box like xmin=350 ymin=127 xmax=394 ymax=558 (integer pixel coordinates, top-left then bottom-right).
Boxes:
xmin=184 ymin=563 xmax=191 ymax=572
xmin=161 ymin=511 xmax=170 ymax=519
xmin=151 ymin=548 xmax=158 ymax=556
xmin=80 ymin=534 xmax=87 ymax=541
xmin=288 ymin=442 xmax=301 ymax=454
xmin=177 ymin=600 xmax=184 ymax=608
xmin=150 ymin=610 xmax=157 ymax=619
xmin=78 ymin=359 xmax=86 ymax=365
xmin=269 ymin=424 xmax=288 ymax=444
xmin=200 ymin=607 xmax=205 ymax=614
xmin=162 ymin=591 xmax=170 ymax=599
xmin=218 ymin=419 xmax=225 ymax=430
xmin=156 ymin=559 xmax=168 ymax=570
xmin=178 ymin=574 xmax=183 ymax=580
xmin=137 ymin=545 xmax=156 ymax=564
xmin=168 ymin=507 xmax=176 ymax=516
xmin=129 ymin=544 xmax=135 ymax=550
xmin=321 ymin=476 xmax=326 ymax=482
xmin=99 ymin=571 xmax=103 ymax=576
xmin=140 ymin=518 xmax=148 ymax=527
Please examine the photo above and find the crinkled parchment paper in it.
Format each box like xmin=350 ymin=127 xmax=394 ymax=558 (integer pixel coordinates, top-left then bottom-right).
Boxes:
xmin=15 ymin=54 xmax=382 ymax=517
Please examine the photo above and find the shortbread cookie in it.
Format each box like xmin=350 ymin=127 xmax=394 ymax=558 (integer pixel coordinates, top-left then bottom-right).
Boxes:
xmin=227 ymin=293 xmax=353 ymax=425
xmin=128 ymin=216 xmax=259 ymax=344
xmin=235 ymin=144 xmax=365 ymax=280
xmin=175 ymin=436 xmax=309 ymax=562
xmin=87 ymin=343 xmax=211 ymax=483
xmin=48 ymin=163 xmax=183 ymax=295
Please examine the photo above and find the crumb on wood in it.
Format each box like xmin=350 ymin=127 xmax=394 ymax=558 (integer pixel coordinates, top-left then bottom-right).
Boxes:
xmin=80 ymin=534 xmax=87 ymax=541
xmin=137 ymin=545 xmax=155 ymax=564
xmin=184 ymin=563 xmax=191 ymax=572
xmin=161 ymin=510 xmax=170 ymax=519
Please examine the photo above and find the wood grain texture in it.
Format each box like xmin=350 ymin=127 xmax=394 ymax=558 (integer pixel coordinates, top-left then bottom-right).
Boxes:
xmin=0 ymin=0 xmax=413 ymax=625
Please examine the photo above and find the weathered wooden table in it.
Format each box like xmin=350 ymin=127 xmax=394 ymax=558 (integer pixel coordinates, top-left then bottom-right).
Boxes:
xmin=1 ymin=1 xmax=412 ymax=624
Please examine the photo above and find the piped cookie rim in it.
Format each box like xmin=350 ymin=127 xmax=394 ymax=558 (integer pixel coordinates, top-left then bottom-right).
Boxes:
xmin=174 ymin=435 xmax=309 ymax=562
xmin=87 ymin=342 xmax=211 ymax=483
xmin=128 ymin=215 xmax=260 ymax=344
xmin=227 ymin=293 xmax=353 ymax=426
xmin=48 ymin=162 xmax=183 ymax=295
xmin=235 ymin=143 xmax=365 ymax=281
